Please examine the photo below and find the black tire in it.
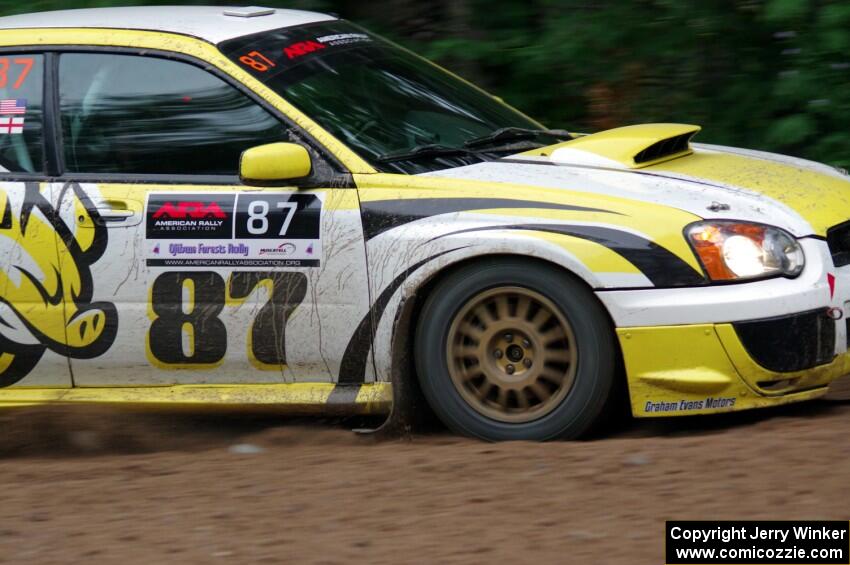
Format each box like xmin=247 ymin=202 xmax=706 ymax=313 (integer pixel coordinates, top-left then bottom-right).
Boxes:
xmin=414 ymin=259 xmax=618 ymax=441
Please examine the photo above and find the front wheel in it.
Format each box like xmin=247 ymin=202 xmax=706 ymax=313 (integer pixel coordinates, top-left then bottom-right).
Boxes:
xmin=415 ymin=259 xmax=618 ymax=441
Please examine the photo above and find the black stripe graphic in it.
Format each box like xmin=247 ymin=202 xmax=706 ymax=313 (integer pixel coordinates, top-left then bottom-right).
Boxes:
xmin=0 ymin=193 xmax=11 ymax=229
xmin=325 ymin=383 xmax=363 ymax=406
xmin=360 ymin=197 xmax=618 ymax=241
xmin=435 ymin=224 xmax=706 ymax=288
xmin=18 ymin=182 xmax=43 ymax=236
xmin=337 ymin=248 xmax=464 ymax=384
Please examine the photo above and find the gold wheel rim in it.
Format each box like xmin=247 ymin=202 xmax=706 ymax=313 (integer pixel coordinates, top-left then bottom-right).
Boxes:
xmin=446 ymin=286 xmax=577 ymax=424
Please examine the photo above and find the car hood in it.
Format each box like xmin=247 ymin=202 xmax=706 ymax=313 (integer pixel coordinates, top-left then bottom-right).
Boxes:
xmin=423 ymin=129 xmax=850 ymax=238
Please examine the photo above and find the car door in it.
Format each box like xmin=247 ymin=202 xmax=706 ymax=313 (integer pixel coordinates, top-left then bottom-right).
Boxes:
xmin=0 ymin=51 xmax=74 ymax=388
xmin=52 ymin=51 xmax=374 ymax=386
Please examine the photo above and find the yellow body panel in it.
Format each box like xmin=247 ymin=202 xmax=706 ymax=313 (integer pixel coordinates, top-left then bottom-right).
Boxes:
xmin=620 ymin=325 xmax=836 ymax=417
xmin=0 ymin=383 xmax=392 ymax=413
xmin=518 ymin=231 xmax=643 ymax=275
xmin=648 ymin=151 xmax=850 ymax=236
xmin=0 ymin=353 xmax=14 ymax=374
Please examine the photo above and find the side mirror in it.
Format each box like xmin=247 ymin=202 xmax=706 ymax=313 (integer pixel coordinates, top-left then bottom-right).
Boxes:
xmin=239 ymin=142 xmax=312 ymax=184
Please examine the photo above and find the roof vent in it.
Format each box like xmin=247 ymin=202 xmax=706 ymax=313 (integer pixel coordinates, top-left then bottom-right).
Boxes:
xmin=223 ymin=7 xmax=276 ymax=18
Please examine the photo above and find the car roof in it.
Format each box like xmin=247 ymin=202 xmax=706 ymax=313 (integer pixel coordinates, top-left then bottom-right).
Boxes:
xmin=0 ymin=5 xmax=336 ymax=44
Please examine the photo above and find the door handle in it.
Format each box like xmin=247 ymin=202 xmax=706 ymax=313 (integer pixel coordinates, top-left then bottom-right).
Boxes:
xmin=99 ymin=209 xmax=134 ymax=222
xmin=91 ymin=199 xmax=142 ymax=227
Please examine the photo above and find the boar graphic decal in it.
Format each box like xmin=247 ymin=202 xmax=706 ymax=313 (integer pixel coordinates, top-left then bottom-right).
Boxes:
xmin=0 ymin=182 xmax=117 ymax=386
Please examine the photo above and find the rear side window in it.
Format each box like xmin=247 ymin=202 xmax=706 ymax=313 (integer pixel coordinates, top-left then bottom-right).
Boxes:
xmin=0 ymin=54 xmax=43 ymax=173
xmin=58 ymin=53 xmax=285 ymax=176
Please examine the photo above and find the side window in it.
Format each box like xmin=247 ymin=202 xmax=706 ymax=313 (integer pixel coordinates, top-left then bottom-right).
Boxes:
xmin=0 ymin=54 xmax=43 ymax=173
xmin=58 ymin=53 xmax=285 ymax=176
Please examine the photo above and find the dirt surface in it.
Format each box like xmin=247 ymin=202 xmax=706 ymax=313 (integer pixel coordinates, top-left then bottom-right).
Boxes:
xmin=1 ymin=379 xmax=849 ymax=564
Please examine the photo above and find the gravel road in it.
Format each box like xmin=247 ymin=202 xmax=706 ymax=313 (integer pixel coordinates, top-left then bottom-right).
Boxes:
xmin=1 ymin=379 xmax=848 ymax=564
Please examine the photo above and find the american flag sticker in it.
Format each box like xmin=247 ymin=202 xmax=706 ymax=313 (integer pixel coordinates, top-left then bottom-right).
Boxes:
xmin=0 ymin=99 xmax=26 ymax=115
xmin=0 ymin=117 xmax=25 ymax=135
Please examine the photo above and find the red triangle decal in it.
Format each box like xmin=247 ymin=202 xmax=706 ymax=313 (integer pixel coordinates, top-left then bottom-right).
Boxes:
xmin=828 ymin=273 xmax=836 ymax=299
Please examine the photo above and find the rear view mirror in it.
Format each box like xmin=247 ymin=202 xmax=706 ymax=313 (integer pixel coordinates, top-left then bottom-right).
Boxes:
xmin=239 ymin=142 xmax=312 ymax=184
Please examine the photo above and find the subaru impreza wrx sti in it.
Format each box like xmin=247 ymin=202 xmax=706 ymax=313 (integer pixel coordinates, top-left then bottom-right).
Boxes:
xmin=0 ymin=6 xmax=846 ymax=440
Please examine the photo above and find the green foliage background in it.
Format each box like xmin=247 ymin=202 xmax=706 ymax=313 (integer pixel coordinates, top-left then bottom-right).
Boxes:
xmin=5 ymin=0 xmax=849 ymax=167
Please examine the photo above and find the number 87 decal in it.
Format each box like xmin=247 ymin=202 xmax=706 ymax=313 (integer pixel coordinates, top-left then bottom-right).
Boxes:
xmin=146 ymin=271 xmax=307 ymax=370
xmin=235 ymin=194 xmax=321 ymax=240
xmin=246 ymin=201 xmax=298 ymax=236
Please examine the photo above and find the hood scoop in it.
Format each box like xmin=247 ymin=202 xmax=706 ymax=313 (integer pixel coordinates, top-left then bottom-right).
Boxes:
xmin=544 ymin=123 xmax=701 ymax=169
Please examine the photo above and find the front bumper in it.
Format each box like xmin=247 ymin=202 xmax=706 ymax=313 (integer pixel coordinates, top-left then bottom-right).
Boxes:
xmin=620 ymin=319 xmax=845 ymax=418
xmin=601 ymin=236 xmax=850 ymax=416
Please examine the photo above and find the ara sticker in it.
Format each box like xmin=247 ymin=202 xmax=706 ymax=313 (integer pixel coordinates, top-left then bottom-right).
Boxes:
xmin=144 ymin=193 xmax=323 ymax=268
xmin=231 ymin=31 xmax=374 ymax=73
xmin=283 ymin=40 xmax=326 ymax=60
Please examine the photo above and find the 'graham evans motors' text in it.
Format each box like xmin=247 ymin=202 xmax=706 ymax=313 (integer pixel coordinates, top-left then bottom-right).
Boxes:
xmin=645 ymin=397 xmax=736 ymax=414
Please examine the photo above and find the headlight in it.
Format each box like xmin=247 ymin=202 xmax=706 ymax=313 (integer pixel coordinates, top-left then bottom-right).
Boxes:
xmin=686 ymin=221 xmax=805 ymax=281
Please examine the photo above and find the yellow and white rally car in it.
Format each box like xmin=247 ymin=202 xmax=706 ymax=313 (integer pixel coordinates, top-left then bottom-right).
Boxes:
xmin=0 ymin=6 xmax=847 ymax=441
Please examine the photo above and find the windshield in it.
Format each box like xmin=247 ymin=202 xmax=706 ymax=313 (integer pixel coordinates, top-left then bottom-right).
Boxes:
xmin=220 ymin=21 xmax=547 ymax=174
